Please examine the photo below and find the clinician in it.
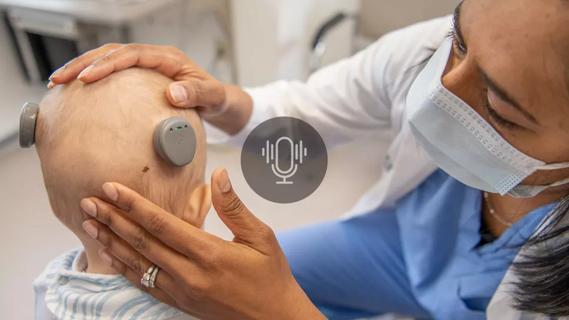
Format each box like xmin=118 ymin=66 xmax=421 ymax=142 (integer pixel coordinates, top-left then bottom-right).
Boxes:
xmin=49 ymin=0 xmax=569 ymax=319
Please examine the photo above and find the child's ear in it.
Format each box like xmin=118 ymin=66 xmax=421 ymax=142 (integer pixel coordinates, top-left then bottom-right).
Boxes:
xmin=183 ymin=184 xmax=212 ymax=228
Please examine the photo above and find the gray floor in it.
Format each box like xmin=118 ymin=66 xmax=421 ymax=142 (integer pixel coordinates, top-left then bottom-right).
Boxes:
xmin=0 ymin=137 xmax=386 ymax=319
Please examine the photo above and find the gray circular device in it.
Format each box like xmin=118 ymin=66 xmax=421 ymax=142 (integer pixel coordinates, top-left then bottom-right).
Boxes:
xmin=153 ymin=117 xmax=197 ymax=167
xmin=19 ymin=102 xmax=39 ymax=148
xmin=19 ymin=103 xmax=196 ymax=168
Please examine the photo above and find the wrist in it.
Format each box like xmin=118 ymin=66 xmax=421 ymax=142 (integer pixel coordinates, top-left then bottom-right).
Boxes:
xmin=203 ymin=84 xmax=253 ymax=135
xmin=278 ymin=279 xmax=325 ymax=320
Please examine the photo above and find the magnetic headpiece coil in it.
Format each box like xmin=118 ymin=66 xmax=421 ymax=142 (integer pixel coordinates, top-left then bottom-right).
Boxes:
xmin=153 ymin=117 xmax=197 ymax=167
xmin=19 ymin=102 xmax=39 ymax=148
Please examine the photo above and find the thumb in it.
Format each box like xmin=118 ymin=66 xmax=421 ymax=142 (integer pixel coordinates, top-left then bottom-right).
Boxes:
xmin=210 ymin=168 xmax=277 ymax=253
xmin=166 ymin=79 xmax=226 ymax=113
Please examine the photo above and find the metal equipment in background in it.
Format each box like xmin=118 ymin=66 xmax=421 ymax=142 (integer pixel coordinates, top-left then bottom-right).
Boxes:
xmin=309 ymin=12 xmax=358 ymax=74
xmin=1 ymin=0 xmax=234 ymax=85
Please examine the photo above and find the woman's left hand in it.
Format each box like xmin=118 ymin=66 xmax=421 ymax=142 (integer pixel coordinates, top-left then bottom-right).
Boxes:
xmin=80 ymin=168 xmax=323 ymax=320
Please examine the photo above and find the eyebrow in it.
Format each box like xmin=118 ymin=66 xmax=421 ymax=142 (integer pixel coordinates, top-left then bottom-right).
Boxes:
xmin=453 ymin=2 xmax=539 ymax=126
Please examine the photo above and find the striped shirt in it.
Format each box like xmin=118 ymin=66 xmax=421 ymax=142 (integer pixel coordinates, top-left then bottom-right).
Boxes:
xmin=34 ymin=249 xmax=194 ymax=320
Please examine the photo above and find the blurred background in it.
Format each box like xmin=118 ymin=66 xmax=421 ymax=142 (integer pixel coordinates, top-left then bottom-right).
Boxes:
xmin=0 ymin=0 xmax=455 ymax=318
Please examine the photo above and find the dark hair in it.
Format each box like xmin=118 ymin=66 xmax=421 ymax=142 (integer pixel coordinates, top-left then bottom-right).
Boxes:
xmin=512 ymin=196 xmax=569 ymax=317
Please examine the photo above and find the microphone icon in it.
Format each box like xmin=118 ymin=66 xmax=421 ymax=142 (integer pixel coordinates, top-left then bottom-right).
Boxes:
xmin=261 ymin=136 xmax=308 ymax=184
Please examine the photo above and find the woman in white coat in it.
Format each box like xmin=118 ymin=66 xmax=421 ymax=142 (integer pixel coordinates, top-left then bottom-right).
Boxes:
xmin=50 ymin=0 xmax=569 ymax=319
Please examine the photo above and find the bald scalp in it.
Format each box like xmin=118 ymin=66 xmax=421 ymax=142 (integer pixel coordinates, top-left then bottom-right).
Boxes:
xmin=36 ymin=68 xmax=206 ymax=233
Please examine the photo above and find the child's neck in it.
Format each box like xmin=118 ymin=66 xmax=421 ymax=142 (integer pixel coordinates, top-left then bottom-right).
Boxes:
xmin=81 ymin=237 xmax=120 ymax=275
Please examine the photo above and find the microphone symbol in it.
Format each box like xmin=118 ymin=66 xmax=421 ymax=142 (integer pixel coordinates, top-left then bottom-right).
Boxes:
xmin=261 ymin=136 xmax=308 ymax=184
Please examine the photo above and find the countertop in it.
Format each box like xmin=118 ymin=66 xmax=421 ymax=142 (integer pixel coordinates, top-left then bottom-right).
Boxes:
xmin=0 ymin=0 xmax=181 ymax=25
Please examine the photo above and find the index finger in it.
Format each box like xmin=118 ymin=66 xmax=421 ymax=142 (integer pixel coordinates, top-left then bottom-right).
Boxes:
xmin=49 ymin=43 xmax=123 ymax=84
xmin=77 ymin=44 xmax=187 ymax=83
xmin=100 ymin=182 xmax=214 ymax=257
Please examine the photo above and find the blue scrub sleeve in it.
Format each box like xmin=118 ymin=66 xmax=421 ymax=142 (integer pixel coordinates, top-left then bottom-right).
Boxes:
xmin=277 ymin=211 xmax=429 ymax=320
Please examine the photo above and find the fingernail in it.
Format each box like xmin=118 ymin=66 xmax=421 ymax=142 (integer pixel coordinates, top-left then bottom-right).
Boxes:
xmin=217 ymin=169 xmax=232 ymax=193
xmin=102 ymin=183 xmax=118 ymax=202
xmin=82 ymin=221 xmax=98 ymax=239
xmin=99 ymin=249 xmax=113 ymax=266
xmin=77 ymin=65 xmax=94 ymax=79
xmin=80 ymin=199 xmax=97 ymax=217
xmin=169 ymin=84 xmax=187 ymax=104
xmin=49 ymin=66 xmax=64 ymax=80
xmin=46 ymin=81 xmax=55 ymax=89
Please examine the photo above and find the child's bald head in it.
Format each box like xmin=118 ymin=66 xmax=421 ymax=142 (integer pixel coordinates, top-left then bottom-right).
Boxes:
xmin=35 ymin=68 xmax=208 ymax=237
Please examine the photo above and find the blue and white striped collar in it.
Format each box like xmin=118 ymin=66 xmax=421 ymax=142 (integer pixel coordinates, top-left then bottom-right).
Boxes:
xmin=38 ymin=249 xmax=183 ymax=320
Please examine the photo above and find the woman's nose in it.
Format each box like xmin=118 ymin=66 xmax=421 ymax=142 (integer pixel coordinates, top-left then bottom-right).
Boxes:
xmin=441 ymin=54 xmax=484 ymax=112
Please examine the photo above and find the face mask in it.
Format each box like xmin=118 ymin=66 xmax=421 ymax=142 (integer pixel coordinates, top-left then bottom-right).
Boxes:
xmin=406 ymin=38 xmax=569 ymax=198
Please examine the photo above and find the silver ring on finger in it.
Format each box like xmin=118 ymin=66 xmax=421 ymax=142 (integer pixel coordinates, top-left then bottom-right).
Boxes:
xmin=141 ymin=264 xmax=160 ymax=288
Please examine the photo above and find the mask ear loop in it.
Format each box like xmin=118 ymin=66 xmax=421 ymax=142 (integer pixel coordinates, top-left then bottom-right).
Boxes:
xmin=535 ymin=162 xmax=569 ymax=170
xmin=19 ymin=102 xmax=39 ymax=148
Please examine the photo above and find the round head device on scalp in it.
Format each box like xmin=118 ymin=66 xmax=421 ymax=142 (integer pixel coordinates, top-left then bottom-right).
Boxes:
xmin=153 ymin=117 xmax=197 ymax=167
xmin=19 ymin=102 xmax=39 ymax=148
xmin=19 ymin=102 xmax=196 ymax=167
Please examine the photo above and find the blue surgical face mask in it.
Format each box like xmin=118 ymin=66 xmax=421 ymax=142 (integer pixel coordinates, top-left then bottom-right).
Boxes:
xmin=407 ymin=38 xmax=569 ymax=198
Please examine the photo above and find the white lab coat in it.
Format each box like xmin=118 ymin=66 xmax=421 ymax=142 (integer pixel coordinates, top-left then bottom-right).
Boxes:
xmin=208 ymin=15 xmax=557 ymax=320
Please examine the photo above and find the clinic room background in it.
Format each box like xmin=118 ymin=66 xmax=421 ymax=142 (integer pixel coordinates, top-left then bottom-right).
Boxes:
xmin=0 ymin=0 xmax=455 ymax=318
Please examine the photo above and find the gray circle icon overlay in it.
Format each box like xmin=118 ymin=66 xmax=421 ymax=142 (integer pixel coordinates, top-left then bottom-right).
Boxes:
xmin=241 ymin=117 xmax=327 ymax=203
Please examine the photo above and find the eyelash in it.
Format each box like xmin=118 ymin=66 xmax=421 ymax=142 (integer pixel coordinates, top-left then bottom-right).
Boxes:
xmin=483 ymin=94 xmax=520 ymax=130
xmin=449 ymin=30 xmax=467 ymax=56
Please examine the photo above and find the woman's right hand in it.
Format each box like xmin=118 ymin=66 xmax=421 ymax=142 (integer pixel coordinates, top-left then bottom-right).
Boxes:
xmin=48 ymin=43 xmax=252 ymax=134
xmin=80 ymin=169 xmax=325 ymax=319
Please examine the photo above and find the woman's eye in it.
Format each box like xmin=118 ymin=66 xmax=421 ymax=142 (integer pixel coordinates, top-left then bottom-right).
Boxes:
xmin=450 ymin=31 xmax=467 ymax=56
xmin=484 ymin=98 xmax=520 ymax=130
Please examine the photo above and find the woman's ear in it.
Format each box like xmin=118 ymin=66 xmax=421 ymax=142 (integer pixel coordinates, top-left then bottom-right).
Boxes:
xmin=182 ymin=184 xmax=212 ymax=228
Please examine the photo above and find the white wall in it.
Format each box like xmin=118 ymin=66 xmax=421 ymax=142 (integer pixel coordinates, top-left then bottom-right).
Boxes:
xmin=229 ymin=0 xmax=458 ymax=86
xmin=359 ymin=0 xmax=457 ymax=38
xmin=230 ymin=0 xmax=360 ymax=86
xmin=129 ymin=0 xmax=235 ymax=83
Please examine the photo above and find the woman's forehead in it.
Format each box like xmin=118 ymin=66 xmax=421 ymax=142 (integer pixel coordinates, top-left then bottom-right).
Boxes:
xmin=462 ymin=0 xmax=569 ymax=115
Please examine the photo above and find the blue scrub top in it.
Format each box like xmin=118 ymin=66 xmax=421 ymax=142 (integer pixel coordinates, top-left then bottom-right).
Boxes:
xmin=397 ymin=170 xmax=556 ymax=319
xmin=279 ymin=170 xmax=557 ymax=319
